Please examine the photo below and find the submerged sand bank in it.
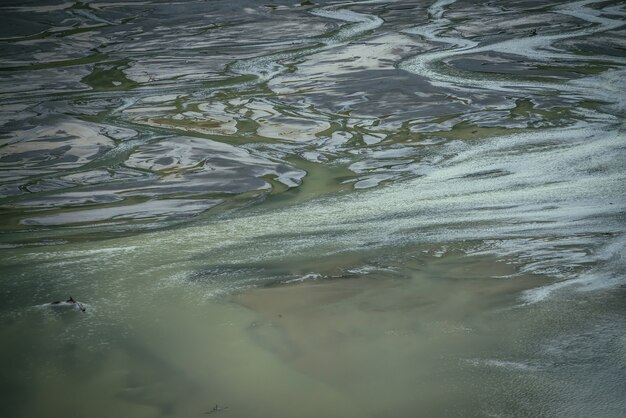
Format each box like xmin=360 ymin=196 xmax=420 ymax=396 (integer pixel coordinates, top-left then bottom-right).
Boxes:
xmin=232 ymin=253 xmax=625 ymax=416
xmin=233 ymin=252 xmax=555 ymax=417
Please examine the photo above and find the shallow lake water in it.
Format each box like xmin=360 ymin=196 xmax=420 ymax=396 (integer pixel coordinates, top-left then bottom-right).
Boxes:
xmin=1 ymin=0 xmax=625 ymax=417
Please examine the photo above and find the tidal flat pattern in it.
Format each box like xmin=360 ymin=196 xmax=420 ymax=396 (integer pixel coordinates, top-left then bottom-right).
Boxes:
xmin=0 ymin=1 xmax=625 ymax=417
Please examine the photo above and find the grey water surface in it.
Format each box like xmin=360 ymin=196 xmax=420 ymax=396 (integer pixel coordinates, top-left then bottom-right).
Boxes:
xmin=1 ymin=0 xmax=625 ymax=417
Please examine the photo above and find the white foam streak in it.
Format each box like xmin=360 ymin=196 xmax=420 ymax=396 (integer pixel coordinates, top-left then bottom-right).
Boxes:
xmin=231 ymin=6 xmax=383 ymax=81
xmin=110 ymin=122 xmax=624 ymax=303
xmin=400 ymin=0 xmax=626 ymax=96
xmin=310 ymin=8 xmax=383 ymax=43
